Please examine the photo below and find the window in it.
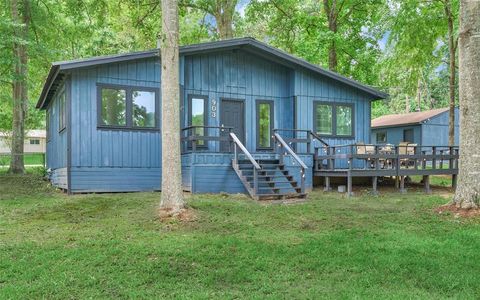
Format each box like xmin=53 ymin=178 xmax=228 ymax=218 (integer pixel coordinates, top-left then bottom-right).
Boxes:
xmin=132 ymin=90 xmax=156 ymax=127
xmin=100 ymin=88 xmax=127 ymax=126
xmin=336 ymin=105 xmax=353 ymax=136
xmin=59 ymin=91 xmax=66 ymax=132
xmin=97 ymin=84 xmax=158 ymax=129
xmin=314 ymin=104 xmax=333 ymax=135
xmin=46 ymin=110 xmax=50 ymax=142
xmin=30 ymin=139 xmax=40 ymax=145
xmin=403 ymin=129 xmax=414 ymax=143
xmin=257 ymin=100 xmax=274 ymax=149
xmin=313 ymin=102 xmax=354 ymax=137
xmin=376 ymin=131 xmax=387 ymax=143
xmin=189 ymin=95 xmax=207 ymax=146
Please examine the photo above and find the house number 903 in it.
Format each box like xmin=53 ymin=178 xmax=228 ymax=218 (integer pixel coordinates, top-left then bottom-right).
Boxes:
xmin=211 ymin=99 xmax=217 ymax=118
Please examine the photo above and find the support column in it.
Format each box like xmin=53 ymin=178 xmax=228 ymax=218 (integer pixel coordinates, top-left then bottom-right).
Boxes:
xmin=347 ymin=172 xmax=353 ymax=197
xmin=452 ymin=174 xmax=458 ymax=190
xmin=324 ymin=176 xmax=332 ymax=192
xmin=399 ymin=176 xmax=407 ymax=193
xmin=423 ymin=175 xmax=431 ymax=194
xmin=372 ymin=176 xmax=378 ymax=195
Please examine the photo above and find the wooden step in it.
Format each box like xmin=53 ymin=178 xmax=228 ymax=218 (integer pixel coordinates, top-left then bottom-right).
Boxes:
xmin=256 ymin=193 xmax=307 ymax=200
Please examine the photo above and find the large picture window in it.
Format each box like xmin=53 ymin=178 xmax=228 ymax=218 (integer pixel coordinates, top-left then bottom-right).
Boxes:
xmin=256 ymin=100 xmax=274 ymax=149
xmin=98 ymin=84 xmax=158 ymax=130
xmin=313 ymin=102 xmax=354 ymax=137
xmin=188 ymin=95 xmax=207 ymax=146
xmin=132 ymin=90 xmax=156 ymax=127
xmin=101 ymin=88 xmax=127 ymax=126
xmin=336 ymin=105 xmax=352 ymax=136
xmin=315 ymin=104 xmax=333 ymax=135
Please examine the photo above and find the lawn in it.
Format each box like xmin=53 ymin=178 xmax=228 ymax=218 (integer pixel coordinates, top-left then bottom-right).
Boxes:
xmin=0 ymin=153 xmax=45 ymax=167
xmin=1 ymin=175 xmax=479 ymax=299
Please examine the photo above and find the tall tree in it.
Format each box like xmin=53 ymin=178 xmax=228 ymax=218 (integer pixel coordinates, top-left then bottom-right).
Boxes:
xmin=453 ymin=0 xmax=480 ymax=209
xmin=443 ymin=0 xmax=458 ymax=145
xmin=9 ymin=0 xmax=30 ymax=174
xmin=159 ymin=0 xmax=185 ymax=214
xmin=182 ymin=0 xmax=238 ymax=39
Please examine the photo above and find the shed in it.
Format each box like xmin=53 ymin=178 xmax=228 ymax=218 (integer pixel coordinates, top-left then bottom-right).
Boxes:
xmin=371 ymin=108 xmax=459 ymax=145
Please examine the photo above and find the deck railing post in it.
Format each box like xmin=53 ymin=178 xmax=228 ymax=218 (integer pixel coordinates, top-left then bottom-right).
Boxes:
xmin=331 ymin=146 xmax=336 ymax=170
xmin=440 ymin=149 xmax=444 ymax=169
xmin=432 ymin=146 xmax=437 ymax=170
xmin=449 ymin=146 xmax=454 ymax=170
xmin=422 ymin=151 xmax=427 ymax=169
xmin=414 ymin=145 xmax=419 ymax=170
xmin=253 ymin=167 xmax=258 ymax=195
xmin=372 ymin=145 xmax=379 ymax=195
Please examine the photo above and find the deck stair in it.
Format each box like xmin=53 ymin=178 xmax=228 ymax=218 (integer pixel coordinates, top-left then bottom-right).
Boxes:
xmin=233 ymin=159 xmax=306 ymax=200
xmin=230 ymin=132 xmax=307 ymax=201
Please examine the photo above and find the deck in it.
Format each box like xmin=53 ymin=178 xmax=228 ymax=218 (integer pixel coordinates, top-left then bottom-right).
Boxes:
xmin=314 ymin=144 xmax=459 ymax=195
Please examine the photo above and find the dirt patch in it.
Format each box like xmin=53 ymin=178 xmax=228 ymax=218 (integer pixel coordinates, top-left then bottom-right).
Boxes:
xmin=435 ymin=204 xmax=480 ymax=218
xmin=158 ymin=207 xmax=197 ymax=222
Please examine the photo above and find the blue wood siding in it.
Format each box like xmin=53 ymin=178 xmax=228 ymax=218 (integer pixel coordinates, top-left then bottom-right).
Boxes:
xmin=183 ymin=50 xmax=293 ymax=152
xmin=46 ymin=80 xmax=68 ymax=189
xmin=371 ymin=125 xmax=421 ymax=145
xmin=294 ymin=69 xmax=373 ymax=153
xmin=422 ymin=109 xmax=459 ymax=146
xmin=183 ymin=153 xmax=313 ymax=194
xmin=69 ymin=57 xmax=162 ymax=192
xmin=64 ymin=49 xmax=375 ymax=193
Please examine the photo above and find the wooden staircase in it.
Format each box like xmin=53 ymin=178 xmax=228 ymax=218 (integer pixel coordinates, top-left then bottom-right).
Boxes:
xmin=233 ymin=159 xmax=306 ymax=200
xmin=230 ymin=132 xmax=307 ymax=201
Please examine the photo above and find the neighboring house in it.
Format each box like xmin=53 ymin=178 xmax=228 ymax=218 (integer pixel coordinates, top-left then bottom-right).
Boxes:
xmin=0 ymin=130 xmax=47 ymax=154
xmin=371 ymin=108 xmax=459 ymax=145
xmin=36 ymin=37 xmax=387 ymax=196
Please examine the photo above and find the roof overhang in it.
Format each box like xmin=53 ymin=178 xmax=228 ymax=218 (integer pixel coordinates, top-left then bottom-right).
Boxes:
xmin=36 ymin=37 xmax=388 ymax=109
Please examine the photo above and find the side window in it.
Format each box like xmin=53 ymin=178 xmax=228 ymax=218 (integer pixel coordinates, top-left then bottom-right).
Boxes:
xmin=314 ymin=103 xmax=333 ymax=135
xmin=189 ymin=95 xmax=207 ymax=146
xmin=59 ymin=91 xmax=66 ymax=132
xmin=313 ymin=102 xmax=354 ymax=137
xmin=100 ymin=87 xmax=127 ymax=126
xmin=336 ymin=105 xmax=353 ymax=136
xmin=132 ymin=90 xmax=156 ymax=127
xmin=257 ymin=100 xmax=274 ymax=149
xmin=376 ymin=132 xmax=387 ymax=143
xmin=98 ymin=85 xmax=158 ymax=129
xmin=46 ymin=109 xmax=50 ymax=142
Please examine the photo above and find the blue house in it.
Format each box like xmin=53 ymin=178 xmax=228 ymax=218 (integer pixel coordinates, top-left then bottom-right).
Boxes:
xmin=371 ymin=108 xmax=459 ymax=146
xmin=36 ymin=38 xmax=387 ymax=199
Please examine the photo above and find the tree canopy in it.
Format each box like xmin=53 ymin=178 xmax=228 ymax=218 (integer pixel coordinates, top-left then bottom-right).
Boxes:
xmin=0 ymin=0 xmax=460 ymax=133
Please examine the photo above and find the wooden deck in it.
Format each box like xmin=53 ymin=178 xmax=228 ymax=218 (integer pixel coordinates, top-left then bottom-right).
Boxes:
xmin=314 ymin=144 xmax=459 ymax=195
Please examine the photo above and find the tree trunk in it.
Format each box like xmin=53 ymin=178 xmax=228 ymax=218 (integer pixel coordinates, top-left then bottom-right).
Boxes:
xmin=324 ymin=0 xmax=338 ymax=71
xmin=160 ymin=0 xmax=185 ymax=213
xmin=213 ymin=0 xmax=236 ymax=39
xmin=9 ymin=0 xmax=29 ymax=175
xmin=445 ymin=0 xmax=457 ymax=146
xmin=453 ymin=0 xmax=480 ymax=209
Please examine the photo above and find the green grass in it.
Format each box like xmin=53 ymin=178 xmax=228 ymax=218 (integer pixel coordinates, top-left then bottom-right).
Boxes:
xmin=1 ymin=175 xmax=479 ymax=299
xmin=0 ymin=153 xmax=45 ymax=167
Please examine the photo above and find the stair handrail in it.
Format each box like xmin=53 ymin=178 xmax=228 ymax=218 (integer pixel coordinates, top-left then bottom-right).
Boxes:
xmin=274 ymin=133 xmax=307 ymax=169
xmin=309 ymin=131 xmax=329 ymax=147
xmin=230 ymin=132 xmax=261 ymax=170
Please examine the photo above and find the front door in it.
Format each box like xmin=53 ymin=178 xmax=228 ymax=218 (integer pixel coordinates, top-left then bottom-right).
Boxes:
xmin=221 ymin=99 xmax=245 ymax=152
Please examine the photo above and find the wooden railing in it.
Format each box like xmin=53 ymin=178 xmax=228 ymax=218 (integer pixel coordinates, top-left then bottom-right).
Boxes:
xmin=314 ymin=143 xmax=459 ymax=176
xmin=181 ymin=125 xmax=233 ymax=153
xmin=273 ymin=129 xmax=328 ymax=154
xmin=230 ymin=132 xmax=261 ymax=196
xmin=273 ymin=132 xmax=306 ymax=194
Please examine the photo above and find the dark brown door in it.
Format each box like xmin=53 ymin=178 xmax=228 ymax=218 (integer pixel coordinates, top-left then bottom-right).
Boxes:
xmin=220 ymin=99 xmax=245 ymax=151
